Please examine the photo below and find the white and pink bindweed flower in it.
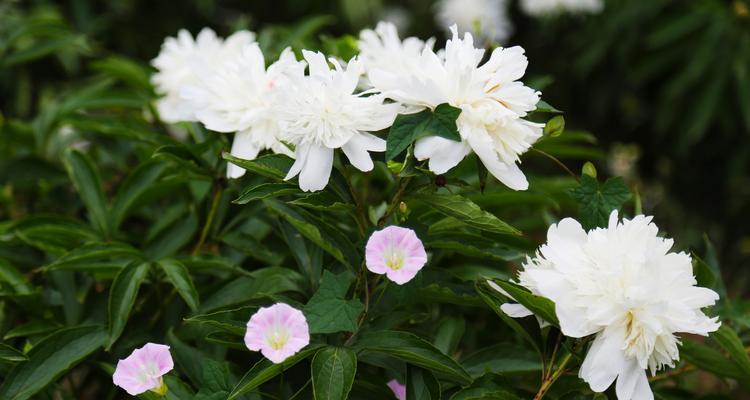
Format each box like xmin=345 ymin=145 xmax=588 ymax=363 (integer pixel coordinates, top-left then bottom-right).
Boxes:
xmin=112 ymin=343 xmax=174 ymax=396
xmin=244 ymin=303 xmax=310 ymax=364
xmin=387 ymin=379 xmax=406 ymax=400
xmin=365 ymin=226 xmax=428 ymax=285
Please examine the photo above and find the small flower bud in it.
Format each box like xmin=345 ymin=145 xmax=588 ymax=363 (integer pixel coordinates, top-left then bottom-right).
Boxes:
xmin=582 ymin=162 xmax=597 ymax=178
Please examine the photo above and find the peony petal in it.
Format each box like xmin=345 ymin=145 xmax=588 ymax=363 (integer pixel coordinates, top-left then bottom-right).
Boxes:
xmin=579 ymin=328 xmax=628 ymax=393
xmin=414 ymin=136 xmax=471 ymax=174
xmin=466 ymin=133 xmax=528 ymax=190
xmin=616 ymin=359 xmax=650 ymax=400
xmin=298 ymin=144 xmax=333 ymax=192
xmin=227 ymin=131 xmax=261 ymax=179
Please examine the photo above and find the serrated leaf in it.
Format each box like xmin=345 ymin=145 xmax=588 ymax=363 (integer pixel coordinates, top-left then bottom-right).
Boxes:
xmin=311 ymin=346 xmax=357 ymax=400
xmin=353 ymin=330 xmax=472 ymax=385
xmin=412 ymin=194 xmax=520 ymax=235
xmin=158 ymin=258 xmax=200 ymax=312
xmin=569 ymin=175 xmax=631 ymax=229
xmin=0 ymin=325 xmax=107 ymax=400
xmin=304 ymin=270 xmax=364 ymax=334
xmin=107 ymin=261 xmax=150 ymax=348
xmin=386 ymin=104 xmax=462 ymax=161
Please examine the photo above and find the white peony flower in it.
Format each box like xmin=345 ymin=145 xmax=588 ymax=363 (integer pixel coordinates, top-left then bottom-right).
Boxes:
xmin=435 ymin=0 xmax=513 ymax=44
xmin=520 ymin=0 xmax=604 ymax=17
xmin=495 ymin=211 xmax=720 ymax=400
xmin=368 ymin=26 xmax=542 ymax=190
xmin=276 ymin=51 xmax=399 ymax=192
xmin=181 ymin=45 xmax=305 ymax=178
xmin=359 ymin=22 xmax=435 ymax=77
xmin=151 ymin=28 xmax=255 ymax=123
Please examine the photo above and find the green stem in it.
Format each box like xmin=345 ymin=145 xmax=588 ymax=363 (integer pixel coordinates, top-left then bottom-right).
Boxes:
xmin=288 ymin=378 xmax=312 ymax=400
xmin=379 ymin=177 xmax=411 ymax=227
xmin=192 ymin=183 xmax=222 ymax=255
xmin=534 ymin=353 xmax=572 ymax=400
xmin=532 ymin=148 xmax=580 ymax=182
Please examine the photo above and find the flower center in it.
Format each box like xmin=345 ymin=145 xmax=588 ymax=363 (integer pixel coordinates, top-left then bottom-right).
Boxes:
xmin=384 ymin=246 xmax=405 ymax=270
xmin=623 ymin=310 xmax=654 ymax=367
xmin=267 ymin=327 xmax=290 ymax=350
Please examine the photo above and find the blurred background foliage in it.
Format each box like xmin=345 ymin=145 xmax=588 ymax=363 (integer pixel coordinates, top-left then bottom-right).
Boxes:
xmin=2 ymin=0 xmax=748 ymax=296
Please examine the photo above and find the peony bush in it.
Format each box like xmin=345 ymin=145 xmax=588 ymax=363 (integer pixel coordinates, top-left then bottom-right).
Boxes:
xmin=0 ymin=3 xmax=748 ymax=400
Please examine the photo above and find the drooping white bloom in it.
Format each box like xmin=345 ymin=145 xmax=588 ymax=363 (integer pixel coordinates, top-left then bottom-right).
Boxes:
xmin=151 ymin=28 xmax=255 ymax=123
xmin=436 ymin=0 xmax=513 ymax=44
xmin=520 ymin=0 xmax=603 ymax=17
xmin=276 ymin=51 xmax=399 ymax=192
xmin=368 ymin=26 xmax=542 ymax=190
xmin=495 ymin=211 xmax=720 ymax=400
xmin=182 ymin=45 xmax=305 ymax=178
xmin=359 ymin=22 xmax=435 ymax=77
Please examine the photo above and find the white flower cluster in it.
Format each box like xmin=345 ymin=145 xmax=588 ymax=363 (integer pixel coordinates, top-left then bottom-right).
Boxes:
xmin=520 ymin=0 xmax=604 ymax=16
xmin=493 ymin=211 xmax=720 ymax=400
xmin=151 ymin=23 xmax=542 ymax=191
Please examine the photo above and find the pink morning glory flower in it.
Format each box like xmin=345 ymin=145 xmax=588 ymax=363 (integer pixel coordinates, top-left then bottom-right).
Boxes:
xmin=244 ymin=303 xmax=310 ymax=364
xmin=387 ymin=379 xmax=406 ymax=400
xmin=365 ymin=226 xmax=428 ymax=284
xmin=112 ymin=343 xmax=174 ymax=396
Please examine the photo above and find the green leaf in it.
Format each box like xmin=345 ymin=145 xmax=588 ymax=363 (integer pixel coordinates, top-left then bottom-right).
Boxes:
xmin=433 ymin=318 xmax=466 ymax=355
xmin=0 ymin=325 xmax=107 ymax=400
xmin=412 ymin=194 xmax=520 ymax=235
xmin=107 ymin=261 xmax=150 ymax=348
xmin=680 ymin=339 xmax=744 ymax=381
xmin=0 ymin=343 xmax=27 ymax=363
xmin=304 ymin=270 xmax=364 ymax=334
xmin=228 ymin=345 xmax=322 ymax=399
xmin=569 ymin=174 xmax=631 ymax=229
xmin=692 ymin=253 xmax=716 ymax=289
xmin=353 ymin=330 xmax=472 ymax=385
xmin=311 ymin=346 xmax=357 ymax=400
xmin=265 ymin=200 xmax=357 ymax=268
xmin=475 ymin=280 xmax=543 ymax=357
xmin=233 ymin=182 xmax=300 ymax=204
xmin=488 ymin=280 xmax=558 ymax=327
xmin=111 ymin=160 xmax=167 ymax=229
xmin=712 ymin=324 xmax=750 ymax=381
xmin=461 ymin=343 xmax=542 ymax=378
xmin=0 ymin=259 xmax=34 ymax=295
xmin=199 ymin=267 xmax=305 ymax=313
xmin=158 ymin=258 xmax=200 ymax=312
xmin=386 ymin=104 xmax=462 ymax=161
xmin=534 ymin=100 xmax=563 ymax=114
xmin=63 ymin=149 xmax=110 ymax=235
xmin=42 ymin=242 xmax=142 ymax=272
xmin=223 ymin=153 xmax=294 ymax=180
xmin=406 ymin=365 xmax=441 ymax=400
xmin=3 ymin=320 xmax=61 ymax=340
